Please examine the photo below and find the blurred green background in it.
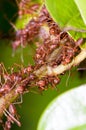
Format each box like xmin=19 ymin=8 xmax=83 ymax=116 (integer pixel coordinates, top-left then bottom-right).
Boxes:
xmin=0 ymin=0 xmax=86 ymax=130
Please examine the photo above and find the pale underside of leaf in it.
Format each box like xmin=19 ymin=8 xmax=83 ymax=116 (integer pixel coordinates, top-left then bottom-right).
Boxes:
xmin=37 ymin=84 xmax=86 ymax=130
xmin=74 ymin=0 xmax=86 ymax=25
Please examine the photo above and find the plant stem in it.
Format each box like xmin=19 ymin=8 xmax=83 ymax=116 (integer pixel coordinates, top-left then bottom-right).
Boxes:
xmin=34 ymin=49 xmax=86 ymax=77
xmin=0 ymin=48 xmax=86 ymax=119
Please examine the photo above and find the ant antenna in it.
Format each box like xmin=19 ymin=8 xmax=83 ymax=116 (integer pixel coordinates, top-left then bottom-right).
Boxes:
xmin=0 ymin=62 xmax=8 ymax=75
xmin=3 ymin=109 xmax=21 ymax=127
xmin=15 ymin=0 xmax=19 ymax=7
xmin=66 ymin=69 xmax=71 ymax=87
xmin=20 ymin=44 xmax=24 ymax=63
xmin=4 ymin=15 xmax=24 ymax=63
xmin=77 ymin=68 xmax=86 ymax=71
xmin=4 ymin=15 xmax=18 ymax=31
xmin=13 ymin=94 xmax=23 ymax=105
xmin=63 ymin=26 xmax=86 ymax=33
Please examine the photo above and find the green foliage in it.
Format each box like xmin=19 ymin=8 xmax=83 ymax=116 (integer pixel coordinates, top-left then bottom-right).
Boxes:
xmin=0 ymin=0 xmax=86 ymax=130
xmin=74 ymin=0 xmax=86 ymax=25
xmin=37 ymin=84 xmax=86 ymax=130
xmin=15 ymin=14 xmax=32 ymax=29
xmin=45 ymin=0 xmax=86 ymax=39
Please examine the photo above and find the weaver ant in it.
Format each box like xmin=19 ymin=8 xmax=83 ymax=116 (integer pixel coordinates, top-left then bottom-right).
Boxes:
xmin=3 ymin=104 xmax=21 ymax=130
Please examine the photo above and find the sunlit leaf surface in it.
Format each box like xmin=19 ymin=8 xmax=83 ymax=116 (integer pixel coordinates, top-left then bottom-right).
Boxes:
xmin=45 ymin=0 xmax=86 ymax=39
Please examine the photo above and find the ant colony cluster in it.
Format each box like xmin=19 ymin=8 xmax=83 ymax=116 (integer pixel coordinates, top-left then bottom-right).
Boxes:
xmin=0 ymin=0 xmax=84 ymax=130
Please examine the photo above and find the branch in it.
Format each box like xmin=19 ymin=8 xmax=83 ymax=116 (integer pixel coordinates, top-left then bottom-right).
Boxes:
xmin=0 ymin=48 xmax=86 ymax=120
xmin=34 ymin=48 xmax=86 ymax=77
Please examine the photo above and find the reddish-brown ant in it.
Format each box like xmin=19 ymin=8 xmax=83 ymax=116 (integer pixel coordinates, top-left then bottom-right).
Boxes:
xmin=16 ymin=0 xmax=40 ymax=17
xmin=0 ymin=63 xmax=24 ymax=96
xmin=47 ymin=76 xmax=60 ymax=88
xmin=0 ymin=63 xmax=12 ymax=96
xmin=36 ymin=80 xmax=46 ymax=90
xmin=3 ymin=104 xmax=21 ymax=130
xmin=75 ymin=38 xmax=84 ymax=47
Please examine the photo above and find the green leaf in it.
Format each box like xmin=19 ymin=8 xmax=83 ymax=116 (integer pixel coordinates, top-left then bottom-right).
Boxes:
xmin=37 ymin=84 xmax=86 ymax=130
xmin=15 ymin=14 xmax=32 ymax=29
xmin=74 ymin=0 xmax=86 ymax=25
xmin=45 ymin=0 xmax=86 ymax=39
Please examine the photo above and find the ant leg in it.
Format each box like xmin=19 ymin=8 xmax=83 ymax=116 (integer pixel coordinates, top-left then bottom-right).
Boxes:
xmin=0 ymin=63 xmax=8 ymax=75
xmin=0 ymin=64 xmax=3 ymax=86
xmin=10 ymin=63 xmax=23 ymax=74
xmin=0 ymin=74 xmax=2 ymax=87
xmin=4 ymin=109 xmax=21 ymax=127
xmin=4 ymin=15 xmax=18 ymax=32
xmin=15 ymin=0 xmax=19 ymax=7
xmin=13 ymin=63 xmax=23 ymax=68
xmin=77 ymin=68 xmax=86 ymax=71
xmin=0 ymin=63 xmax=9 ymax=83
xmin=13 ymin=94 xmax=23 ymax=105
xmin=20 ymin=46 xmax=24 ymax=63
xmin=9 ymin=81 xmax=17 ymax=91
xmin=66 ymin=69 xmax=71 ymax=87
xmin=63 ymin=26 xmax=86 ymax=33
xmin=3 ymin=110 xmax=14 ymax=124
